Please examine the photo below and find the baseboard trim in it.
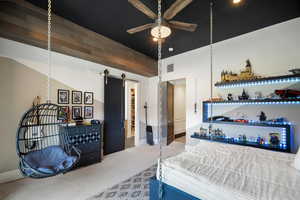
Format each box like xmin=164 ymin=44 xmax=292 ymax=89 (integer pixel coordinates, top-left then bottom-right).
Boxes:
xmin=0 ymin=169 xmax=23 ymax=184
xmin=175 ymin=132 xmax=186 ymax=139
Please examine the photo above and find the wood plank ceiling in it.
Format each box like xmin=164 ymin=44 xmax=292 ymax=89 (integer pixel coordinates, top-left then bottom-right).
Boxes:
xmin=0 ymin=0 xmax=157 ymax=77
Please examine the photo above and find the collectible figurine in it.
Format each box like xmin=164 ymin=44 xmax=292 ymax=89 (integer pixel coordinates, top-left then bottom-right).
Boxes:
xmin=254 ymin=91 xmax=263 ymax=100
xmin=199 ymin=126 xmax=208 ymax=137
xmin=269 ymin=133 xmax=280 ymax=145
xmin=257 ymin=136 xmax=261 ymax=144
xmin=238 ymin=135 xmax=243 ymax=141
xmin=227 ymin=93 xmax=233 ymax=101
xmin=238 ymin=135 xmax=247 ymax=142
xmin=259 ymin=112 xmax=267 ymax=121
xmin=266 ymin=93 xmax=278 ymax=99
xmin=242 ymin=134 xmax=247 ymax=142
xmin=238 ymin=89 xmax=249 ymax=100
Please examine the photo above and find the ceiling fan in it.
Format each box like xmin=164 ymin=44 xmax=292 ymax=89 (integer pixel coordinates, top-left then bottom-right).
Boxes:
xmin=127 ymin=0 xmax=198 ymax=40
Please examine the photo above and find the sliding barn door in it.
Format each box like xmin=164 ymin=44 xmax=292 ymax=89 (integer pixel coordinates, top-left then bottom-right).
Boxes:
xmin=104 ymin=77 xmax=125 ymax=155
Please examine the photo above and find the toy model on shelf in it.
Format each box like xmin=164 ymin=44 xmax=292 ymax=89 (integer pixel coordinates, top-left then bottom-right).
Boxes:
xmin=203 ymin=98 xmax=300 ymax=105
xmin=258 ymin=111 xmax=267 ymax=121
xmin=220 ymin=60 xmax=262 ymax=83
xmin=289 ymin=68 xmax=300 ymax=75
xmin=227 ymin=93 xmax=234 ymax=101
xmin=238 ymin=89 xmax=250 ymax=100
xmin=199 ymin=126 xmax=208 ymax=136
xmin=216 ymin=73 xmax=300 ymax=89
xmin=205 ymin=113 xmax=289 ymax=126
xmin=208 ymin=116 xmax=233 ymax=122
xmin=269 ymin=133 xmax=280 ymax=145
xmin=209 ymin=97 xmax=224 ymax=102
xmin=275 ymin=89 xmax=300 ymax=99
xmin=191 ymin=131 xmax=289 ymax=152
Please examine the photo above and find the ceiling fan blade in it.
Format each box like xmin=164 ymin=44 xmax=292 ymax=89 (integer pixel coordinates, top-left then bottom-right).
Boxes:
xmin=127 ymin=23 xmax=154 ymax=34
xmin=169 ymin=21 xmax=197 ymax=32
xmin=163 ymin=0 xmax=193 ymax=20
xmin=128 ymin=0 xmax=157 ymax=19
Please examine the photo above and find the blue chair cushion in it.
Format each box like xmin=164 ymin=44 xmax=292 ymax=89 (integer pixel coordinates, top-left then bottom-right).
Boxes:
xmin=24 ymin=145 xmax=77 ymax=174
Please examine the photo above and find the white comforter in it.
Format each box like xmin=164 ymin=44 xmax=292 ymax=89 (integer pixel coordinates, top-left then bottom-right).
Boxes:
xmin=158 ymin=141 xmax=300 ymax=200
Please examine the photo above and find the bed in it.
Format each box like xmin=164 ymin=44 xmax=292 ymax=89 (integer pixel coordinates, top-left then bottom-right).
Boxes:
xmin=150 ymin=140 xmax=300 ymax=200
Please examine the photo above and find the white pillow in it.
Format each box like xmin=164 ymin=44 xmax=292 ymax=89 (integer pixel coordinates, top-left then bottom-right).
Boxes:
xmin=294 ymin=148 xmax=300 ymax=170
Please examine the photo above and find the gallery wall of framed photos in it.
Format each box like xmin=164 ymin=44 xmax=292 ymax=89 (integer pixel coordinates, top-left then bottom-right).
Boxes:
xmin=57 ymin=89 xmax=94 ymax=121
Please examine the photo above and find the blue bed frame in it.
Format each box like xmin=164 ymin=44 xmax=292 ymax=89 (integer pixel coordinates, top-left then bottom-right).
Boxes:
xmin=150 ymin=177 xmax=201 ymax=200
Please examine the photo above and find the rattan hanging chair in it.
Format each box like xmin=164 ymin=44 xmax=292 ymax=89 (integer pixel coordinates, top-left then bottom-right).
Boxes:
xmin=16 ymin=103 xmax=80 ymax=178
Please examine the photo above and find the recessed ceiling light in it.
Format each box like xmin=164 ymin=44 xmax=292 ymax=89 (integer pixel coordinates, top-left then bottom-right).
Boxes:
xmin=169 ymin=47 xmax=174 ymax=52
xmin=233 ymin=0 xmax=242 ymax=4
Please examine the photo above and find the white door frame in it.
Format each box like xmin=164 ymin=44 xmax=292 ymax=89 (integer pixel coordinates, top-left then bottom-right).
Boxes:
xmin=134 ymin=82 xmax=140 ymax=146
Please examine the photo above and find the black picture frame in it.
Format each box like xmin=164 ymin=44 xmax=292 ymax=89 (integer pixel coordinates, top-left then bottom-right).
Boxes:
xmin=72 ymin=106 xmax=82 ymax=120
xmin=58 ymin=106 xmax=69 ymax=121
xmin=84 ymin=106 xmax=94 ymax=119
xmin=57 ymin=89 xmax=69 ymax=104
xmin=84 ymin=92 xmax=94 ymax=105
xmin=72 ymin=91 xmax=82 ymax=104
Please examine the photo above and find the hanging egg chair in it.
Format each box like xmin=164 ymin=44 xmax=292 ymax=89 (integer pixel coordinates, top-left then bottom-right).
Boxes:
xmin=16 ymin=104 xmax=80 ymax=178
xmin=16 ymin=0 xmax=80 ymax=179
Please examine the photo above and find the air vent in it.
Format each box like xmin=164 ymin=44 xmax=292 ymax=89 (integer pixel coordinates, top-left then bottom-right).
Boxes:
xmin=167 ymin=64 xmax=174 ymax=73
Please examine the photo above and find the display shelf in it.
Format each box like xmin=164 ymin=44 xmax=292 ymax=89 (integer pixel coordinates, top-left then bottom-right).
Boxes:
xmin=200 ymin=121 xmax=292 ymax=152
xmin=215 ymin=74 xmax=300 ymax=88
xmin=203 ymin=98 xmax=300 ymax=105
xmin=191 ymin=134 xmax=290 ymax=152
xmin=202 ymin=120 xmax=292 ymax=128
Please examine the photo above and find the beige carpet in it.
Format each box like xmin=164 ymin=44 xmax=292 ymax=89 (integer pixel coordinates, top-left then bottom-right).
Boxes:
xmin=0 ymin=142 xmax=184 ymax=200
xmin=175 ymin=136 xmax=186 ymax=144
xmin=125 ymin=136 xmax=135 ymax=149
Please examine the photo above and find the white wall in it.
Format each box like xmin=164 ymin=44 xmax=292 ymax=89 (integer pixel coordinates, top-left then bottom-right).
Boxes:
xmin=173 ymin=83 xmax=186 ymax=135
xmin=0 ymin=37 xmax=149 ymax=175
xmin=147 ymin=17 xmax=300 ymax=150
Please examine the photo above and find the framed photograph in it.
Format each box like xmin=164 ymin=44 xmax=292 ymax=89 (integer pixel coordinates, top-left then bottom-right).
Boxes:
xmin=84 ymin=92 xmax=94 ymax=105
xmin=72 ymin=91 xmax=82 ymax=104
xmin=57 ymin=106 xmax=69 ymax=121
xmin=72 ymin=106 xmax=82 ymax=120
xmin=84 ymin=106 xmax=94 ymax=119
xmin=57 ymin=89 xmax=69 ymax=104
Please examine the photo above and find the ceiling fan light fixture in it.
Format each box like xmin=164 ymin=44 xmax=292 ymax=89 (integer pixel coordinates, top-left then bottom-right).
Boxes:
xmin=151 ymin=25 xmax=172 ymax=39
xmin=233 ymin=0 xmax=242 ymax=4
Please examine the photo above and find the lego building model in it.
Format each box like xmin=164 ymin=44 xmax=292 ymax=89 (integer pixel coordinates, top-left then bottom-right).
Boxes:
xmin=220 ymin=60 xmax=262 ymax=83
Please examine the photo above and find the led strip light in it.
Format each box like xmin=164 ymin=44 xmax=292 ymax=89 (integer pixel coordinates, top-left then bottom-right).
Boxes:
xmin=217 ymin=77 xmax=300 ymax=88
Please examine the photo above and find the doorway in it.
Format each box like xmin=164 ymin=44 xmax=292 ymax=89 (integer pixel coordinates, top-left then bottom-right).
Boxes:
xmin=125 ymin=80 xmax=138 ymax=149
xmin=168 ymin=79 xmax=186 ymax=144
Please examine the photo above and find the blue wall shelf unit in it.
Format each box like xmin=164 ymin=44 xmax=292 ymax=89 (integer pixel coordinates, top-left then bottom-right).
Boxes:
xmin=191 ymin=127 xmax=291 ymax=152
xmin=203 ymin=99 xmax=300 ymax=106
xmin=201 ymin=100 xmax=294 ymax=153
xmin=215 ymin=74 xmax=300 ymax=88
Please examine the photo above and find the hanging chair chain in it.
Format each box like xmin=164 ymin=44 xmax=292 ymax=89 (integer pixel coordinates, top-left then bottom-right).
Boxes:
xmin=209 ymin=2 xmax=214 ymax=133
xmin=157 ymin=0 xmax=163 ymax=199
xmin=47 ymin=0 xmax=52 ymax=103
